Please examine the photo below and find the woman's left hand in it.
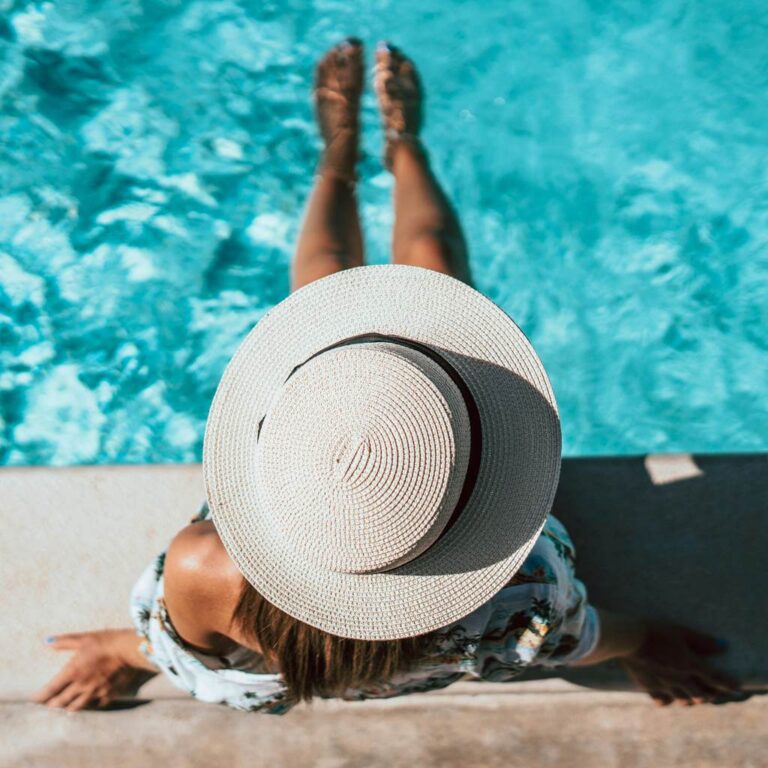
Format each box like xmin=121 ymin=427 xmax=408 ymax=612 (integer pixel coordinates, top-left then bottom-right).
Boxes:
xmin=31 ymin=629 xmax=157 ymax=712
xmin=621 ymin=622 xmax=747 ymax=707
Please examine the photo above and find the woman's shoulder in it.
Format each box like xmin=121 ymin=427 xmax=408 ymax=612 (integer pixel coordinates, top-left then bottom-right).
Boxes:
xmin=164 ymin=517 xmax=238 ymax=588
xmin=162 ymin=520 xmax=245 ymax=654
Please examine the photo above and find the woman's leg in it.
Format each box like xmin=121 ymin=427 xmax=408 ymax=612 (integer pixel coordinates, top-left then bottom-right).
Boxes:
xmin=391 ymin=143 xmax=471 ymax=286
xmin=290 ymin=175 xmax=363 ymax=292
xmin=291 ymin=39 xmax=365 ymax=293
xmin=374 ymin=43 xmax=472 ymax=286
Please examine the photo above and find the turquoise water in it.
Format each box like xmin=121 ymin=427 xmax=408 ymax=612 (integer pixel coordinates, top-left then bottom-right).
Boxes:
xmin=1 ymin=1 xmax=767 ymax=465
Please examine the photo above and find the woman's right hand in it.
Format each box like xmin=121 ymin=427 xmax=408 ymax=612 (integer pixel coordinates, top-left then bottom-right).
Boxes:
xmin=621 ymin=622 xmax=747 ymax=707
xmin=31 ymin=629 xmax=157 ymax=712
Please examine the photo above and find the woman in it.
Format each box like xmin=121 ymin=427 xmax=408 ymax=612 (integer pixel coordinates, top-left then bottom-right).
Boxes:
xmin=33 ymin=39 xmax=742 ymax=714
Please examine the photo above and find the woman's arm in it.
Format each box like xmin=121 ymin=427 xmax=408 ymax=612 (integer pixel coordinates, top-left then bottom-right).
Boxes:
xmin=571 ymin=607 xmax=745 ymax=706
xmin=569 ymin=607 xmax=647 ymax=666
xmin=32 ymin=629 xmax=158 ymax=711
xmin=112 ymin=627 xmax=163 ymax=672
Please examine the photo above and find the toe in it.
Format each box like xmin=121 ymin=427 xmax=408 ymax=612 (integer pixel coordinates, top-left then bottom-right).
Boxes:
xmin=399 ymin=60 xmax=419 ymax=91
xmin=336 ymin=36 xmax=362 ymax=60
xmin=373 ymin=50 xmax=391 ymax=86
xmin=314 ymin=57 xmax=329 ymax=88
xmin=333 ymin=42 xmax=363 ymax=93
xmin=344 ymin=39 xmax=364 ymax=70
xmin=375 ymin=41 xmax=391 ymax=66
xmin=315 ymin=42 xmax=341 ymax=79
xmin=386 ymin=43 xmax=405 ymax=65
xmin=375 ymin=40 xmax=405 ymax=68
xmin=333 ymin=43 xmax=350 ymax=68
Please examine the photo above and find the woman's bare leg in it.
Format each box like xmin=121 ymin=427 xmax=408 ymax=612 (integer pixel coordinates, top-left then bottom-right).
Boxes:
xmin=374 ymin=43 xmax=472 ymax=286
xmin=391 ymin=144 xmax=471 ymax=285
xmin=291 ymin=175 xmax=363 ymax=291
xmin=291 ymin=39 xmax=365 ymax=293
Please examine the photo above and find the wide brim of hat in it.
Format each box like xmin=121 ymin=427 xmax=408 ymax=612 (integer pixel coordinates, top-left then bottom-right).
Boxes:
xmin=203 ymin=264 xmax=561 ymax=640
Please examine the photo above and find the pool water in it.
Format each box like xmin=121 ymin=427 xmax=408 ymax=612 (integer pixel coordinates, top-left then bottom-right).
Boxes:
xmin=1 ymin=1 xmax=766 ymax=465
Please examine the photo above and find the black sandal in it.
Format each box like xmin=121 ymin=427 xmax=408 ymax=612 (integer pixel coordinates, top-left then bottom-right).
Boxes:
xmin=313 ymin=37 xmax=364 ymax=184
xmin=374 ymin=41 xmax=426 ymax=172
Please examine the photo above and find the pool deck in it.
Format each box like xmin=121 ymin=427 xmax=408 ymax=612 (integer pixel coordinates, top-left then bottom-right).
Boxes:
xmin=1 ymin=454 xmax=766 ymax=767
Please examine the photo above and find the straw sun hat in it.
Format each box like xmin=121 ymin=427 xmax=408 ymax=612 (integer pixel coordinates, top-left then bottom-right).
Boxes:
xmin=203 ymin=264 xmax=561 ymax=641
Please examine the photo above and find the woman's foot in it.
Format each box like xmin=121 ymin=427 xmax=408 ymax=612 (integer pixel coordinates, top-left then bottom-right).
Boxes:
xmin=313 ymin=37 xmax=364 ymax=184
xmin=374 ymin=41 xmax=426 ymax=172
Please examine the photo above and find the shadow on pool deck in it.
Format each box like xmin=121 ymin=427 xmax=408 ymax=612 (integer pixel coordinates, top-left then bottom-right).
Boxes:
xmin=518 ymin=453 xmax=768 ymax=691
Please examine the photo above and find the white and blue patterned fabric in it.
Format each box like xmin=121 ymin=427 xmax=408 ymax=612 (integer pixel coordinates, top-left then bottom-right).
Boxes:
xmin=129 ymin=501 xmax=599 ymax=714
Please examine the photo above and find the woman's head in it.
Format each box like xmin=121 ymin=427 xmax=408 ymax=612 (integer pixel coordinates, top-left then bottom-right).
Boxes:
xmin=206 ymin=266 xmax=560 ymax=646
xmin=229 ymin=575 xmax=438 ymax=703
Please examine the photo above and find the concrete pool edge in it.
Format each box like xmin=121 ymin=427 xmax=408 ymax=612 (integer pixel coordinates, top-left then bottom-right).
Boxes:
xmin=3 ymin=695 xmax=766 ymax=768
xmin=1 ymin=453 xmax=766 ymax=702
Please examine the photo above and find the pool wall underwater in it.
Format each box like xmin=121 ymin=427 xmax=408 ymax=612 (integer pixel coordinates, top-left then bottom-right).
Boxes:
xmin=1 ymin=1 xmax=766 ymax=465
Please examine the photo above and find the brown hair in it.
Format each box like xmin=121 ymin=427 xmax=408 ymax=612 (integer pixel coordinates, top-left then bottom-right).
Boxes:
xmin=229 ymin=576 xmax=438 ymax=703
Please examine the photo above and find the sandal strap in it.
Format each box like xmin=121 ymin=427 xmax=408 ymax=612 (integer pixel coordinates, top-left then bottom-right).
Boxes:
xmin=312 ymin=85 xmax=361 ymax=184
xmin=315 ymin=156 xmax=359 ymax=186
xmin=316 ymin=128 xmax=360 ymax=185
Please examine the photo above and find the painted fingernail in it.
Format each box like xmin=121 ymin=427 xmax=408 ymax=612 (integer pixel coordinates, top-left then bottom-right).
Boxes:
xmin=45 ymin=636 xmax=55 ymax=644
xmin=376 ymin=41 xmax=391 ymax=53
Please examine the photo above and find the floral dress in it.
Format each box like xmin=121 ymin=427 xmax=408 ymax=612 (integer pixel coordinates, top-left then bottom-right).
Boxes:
xmin=129 ymin=501 xmax=599 ymax=714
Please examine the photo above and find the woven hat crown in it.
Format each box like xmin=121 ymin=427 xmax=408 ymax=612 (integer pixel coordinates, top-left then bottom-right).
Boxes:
xmin=254 ymin=340 xmax=473 ymax=574
xmin=203 ymin=265 xmax=561 ymax=639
